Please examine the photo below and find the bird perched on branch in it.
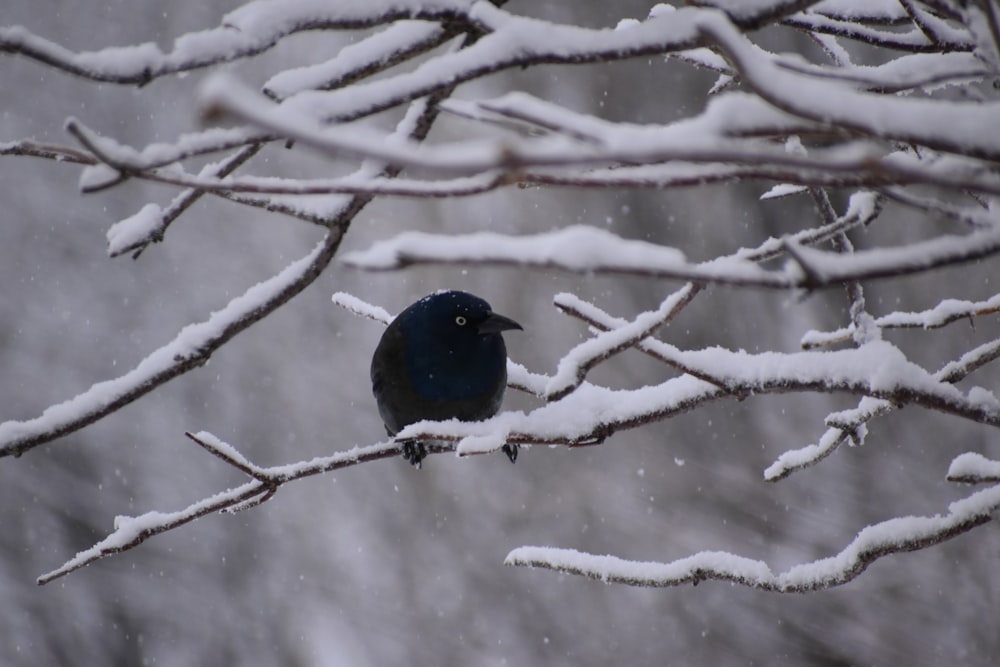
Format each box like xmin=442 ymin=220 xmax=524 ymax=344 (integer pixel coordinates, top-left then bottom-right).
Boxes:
xmin=371 ymin=290 xmax=523 ymax=467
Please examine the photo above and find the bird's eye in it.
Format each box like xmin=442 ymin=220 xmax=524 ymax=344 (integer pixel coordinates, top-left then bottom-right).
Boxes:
xmin=455 ymin=315 xmax=467 ymax=326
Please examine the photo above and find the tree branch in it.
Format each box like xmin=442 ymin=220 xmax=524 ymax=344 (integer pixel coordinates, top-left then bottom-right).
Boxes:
xmin=0 ymin=80 xmax=454 ymax=459
xmin=802 ymin=294 xmax=1000 ymax=349
xmin=36 ymin=431 xmax=407 ymax=584
xmin=765 ymin=336 xmax=1000 ymax=481
xmin=505 ymin=482 xmax=1000 ymax=590
xmin=341 ymin=224 xmax=1000 ymax=290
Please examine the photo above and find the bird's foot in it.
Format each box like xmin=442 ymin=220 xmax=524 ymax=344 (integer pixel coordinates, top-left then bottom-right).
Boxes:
xmin=502 ymin=444 xmax=519 ymax=464
xmin=401 ymin=440 xmax=428 ymax=468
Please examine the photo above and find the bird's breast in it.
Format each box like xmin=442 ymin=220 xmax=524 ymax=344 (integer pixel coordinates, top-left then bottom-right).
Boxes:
xmin=406 ymin=337 xmax=506 ymax=402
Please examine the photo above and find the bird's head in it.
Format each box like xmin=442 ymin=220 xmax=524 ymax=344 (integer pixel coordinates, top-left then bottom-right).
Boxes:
xmin=403 ymin=290 xmax=522 ymax=344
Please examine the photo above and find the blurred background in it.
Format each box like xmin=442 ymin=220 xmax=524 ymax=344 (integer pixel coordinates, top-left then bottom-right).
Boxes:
xmin=1 ymin=1 xmax=998 ymax=665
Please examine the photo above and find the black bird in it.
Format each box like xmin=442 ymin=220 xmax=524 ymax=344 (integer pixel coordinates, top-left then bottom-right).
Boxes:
xmin=371 ymin=290 xmax=523 ymax=467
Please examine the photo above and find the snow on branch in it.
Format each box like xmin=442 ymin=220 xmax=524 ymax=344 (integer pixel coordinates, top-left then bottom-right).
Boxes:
xmin=697 ymin=15 xmax=1000 ymax=161
xmin=105 ymin=144 xmax=262 ymax=258
xmin=771 ymin=51 xmax=990 ymax=94
xmin=782 ymin=9 xmax=974 ymax=52
xmin=802 ymin=293 xmax=1000 ymax=349
xmin=198 ymin=80 xmax=1000 ymax=197
xmin=262 ymin=21 xmax=451 ymax=99
xmin=391 ymin=335 xmax=1000 ymax=462
xmin=38 ymin=284 xmax=1000 ymax=582
xmin=0 ymin=234 xmax=340 ymax=459
xmin=505 ymin=482 xmax=1000 ymax=591
xmin=947 ymin=452 xmax=1000 ymax=484
xmin=331 ymin=291 xmax=392 ymax=325
xmin=2 ymin=86 xmax=451 ymax=461
xmin=0 ymin=0 xmax=481 ymax=85
xmin=765 ymin=336 xmax=1000 ymax=481
xmin=37 ymin=431 xmax=408 ymax=584
xmin=0 ymin=0 xmax=811 ymax=122
xmin=7 ymin=0 xmax=1000 ymax=595
xmin=342 ymin=223 xmax=1000 ymax=289
xmin=546 ymin=285 xmax=703 ymax=400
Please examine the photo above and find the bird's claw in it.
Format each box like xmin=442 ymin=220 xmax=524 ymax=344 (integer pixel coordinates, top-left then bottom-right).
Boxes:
xmin=502 ymin=444 xmax=518 ymax=464
xmin=402 ymin=440 xmax=428 ymax=468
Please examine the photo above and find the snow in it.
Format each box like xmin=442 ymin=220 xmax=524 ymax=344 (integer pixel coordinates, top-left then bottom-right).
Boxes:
xmin=78 ymin=163 xmax=122 ymax=192
xmin=249 ymin=4 xmax=707 ymax=126
xmin=506 ymin=360 xmax=550 ymax=397
xmin=187 ymin=430 xmax=255 ymax=471
xmin=400 ymin=336 xmax=1000 ymax=461
xmin=2 ymin=2 xmax=473 ymax=84
xmin=769 ymin=330 xmax=1000 ymax=480
xmin=802 ymin=293 xmax=1000 ymax=348
xmin=812 ymin=0 xmax=907 ymax=21
xmin=764 ymin=427 xmax=846 ymax=481
xmin=38 ymin=479 xmax=263 ymax=584
xmin=39 ymin=434 xmax=407 ymax=583
xmin=760 ymin=183 xmax=807 ymax=200
xmin=331 ymin=291 xmax=393 ymax=325
xmin=105 ymin=203 xmax=163 ymax=257
xmin=507 ymin=484 xmax=1000 ymax=590
xmin=947 ymin=452 xmax=1000 ymax=482
xmin=880 ymin=295 xmax=1000 ymax=328
xmin=545 ymin=287 xmax=695 ymax=400
xmin=453 ymin=433 xmax=508 ymax=457
xmin=74 ymin=123 xmax=261 ymax=173
xmin=967 ymin=386 xmax=1000 ymax=410
xmin=8 ymin=0 xmax=998 ymax=609
xmin=777 ymin=52 xmax=989 ymax=93
xmin=394 ymin=375 xmax=722 ymax=453
xmin=505 ymin=546 xmax=773 ymax=587
xmin=0 ymin=237 xmax=333 ymax=457
xmin=780 ymin=227 xmax=1000 ymax=287
xmin=201 ymin=73 xmax=599 ymax=176
xmin=342 ymin=225 xmax=688 ymax=273
xmin=344 ymin=189 xmax=978 ymax=290
xmin=697 ymin=15 xmax=997 ymax=159
xmin=264 ymin=21 xmax=446 ymax=99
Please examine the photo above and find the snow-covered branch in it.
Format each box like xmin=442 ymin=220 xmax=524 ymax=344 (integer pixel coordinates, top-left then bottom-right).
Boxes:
xmin=342 ymin=224 xmax=1000 ymax=289
xmin=505 ymin=481 xmax=1000 ymax=591
xmin=5 ymin=0 xmax=1000 ymax=607
xmin=0 ymin=233 xmax=342 ymax=459
xmin=377 ymin=330 xmax=1000 ymax=458
xmin=1 ymin=0 xmax=820 ymax=88
xmin=698 ymin=15 xmax=1000 ymax=161
xmin=947 ymin=452 xmax=1000 ymax=484
xmin=545 ymin=285 xmax=702 ymax=401
xmin=37 ymin=431 xmax=408 ymax=584
xmin=802 ymin=293 xmax=1000 ymax=349
xmin=0 ymin=0 xmax=486 ymax=85
xmin=0 ymin=84 xmax=450 ymax=460
xmin=765 ymin=336 xmax=1000 ymax=481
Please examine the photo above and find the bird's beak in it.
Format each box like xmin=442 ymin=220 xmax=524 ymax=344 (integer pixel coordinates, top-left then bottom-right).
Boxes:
xmin=478 ymin=312 xmax=523 ymax=334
